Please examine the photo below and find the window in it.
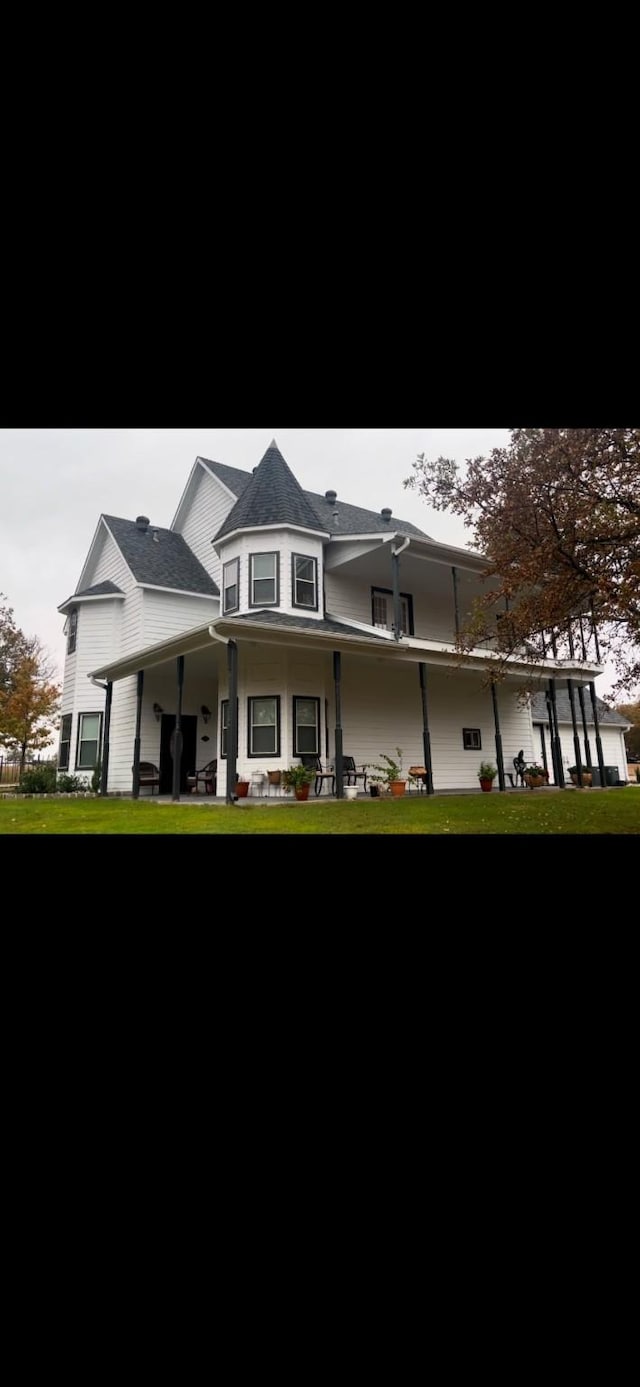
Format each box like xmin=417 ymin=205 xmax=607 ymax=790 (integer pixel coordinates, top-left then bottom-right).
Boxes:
xmin=67 ymin=608 xmax=78 ymax=654
xmin=76 ymin=711 xmax=102 ymax=769
xmin=248 ymin=696 xmax=280 ymax=757
xmin=293 ymin=696 xmax=320 ymax=755
xmin=223 ymin=559 xmax=239 ymax=614
xmin=371 ymin=587 xmax=413 ymax=636
xmin=220 ymin=699 xmax=238 ymax=759
xmin=292 ymin=554 xmax=318 ymax=610
xmin=250 ymin=552 xmax=279 ymax=607
xmin=463 ymin=728 xmax=482 ymax=751
xmin=59 ymin=714 xmax=72 ymax=770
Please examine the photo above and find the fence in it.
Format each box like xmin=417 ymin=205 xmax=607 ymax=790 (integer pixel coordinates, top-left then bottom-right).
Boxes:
xmin=0 ymin=755 xmax=56 ymax=786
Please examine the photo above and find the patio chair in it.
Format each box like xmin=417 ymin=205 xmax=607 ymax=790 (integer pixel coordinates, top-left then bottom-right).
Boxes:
xmin=193 ymin=759 xmax=217 ymax=794
xmin=342 ymin=756 xmax=367 ymax=794
xmin=300 ymin=754 xmax=335 ymax=797
xmin=137 ymin=762 xmax=160 ymax=794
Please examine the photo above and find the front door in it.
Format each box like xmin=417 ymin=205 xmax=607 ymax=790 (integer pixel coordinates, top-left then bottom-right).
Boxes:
xmin=159 ymin=713 xmax=197 ymax=795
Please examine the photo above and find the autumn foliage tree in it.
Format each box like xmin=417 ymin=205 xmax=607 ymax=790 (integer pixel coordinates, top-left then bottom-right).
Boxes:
xmin=404 ymin=428 xmax=640 ymax=694
xmin=0 ymin=596 xmax=61 ymax=772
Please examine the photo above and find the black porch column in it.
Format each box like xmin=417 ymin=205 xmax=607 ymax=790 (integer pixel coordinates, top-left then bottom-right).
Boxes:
xmin=490 ymin=680 xmax=506 ymax=791
xmin=539 ymin=724 xmax=549 ymax=778
xmin=589 ymin=681 xmax=607 ymax=786
xmin=227 ymin=641 xmax=238 ymax=805
xmin=100 ymin=681 xmax=113 ymax=795
xmin=567 ymin=678 xmax=583 ymax=786
xmin=418 ymin=663 xmax=434 ymax=795
xmin=548 ymin=680 xmax=565 ymax=787
xmin=578 ymin=684 xmax=593 ymax=769
xmin=132 ymin=670 xmax=144 ymax=798
xmin=333 ymin=650 xmax=344 ymax=798
xmin=451 ymin=566 xmax=460 ymax=638
xmin=392 ymin=550 xmax=402 ymax=640
xmin=171 ymin=655 xmax=184 ymax=802
xmin=545 ymin=692 xmax=558 ymax=783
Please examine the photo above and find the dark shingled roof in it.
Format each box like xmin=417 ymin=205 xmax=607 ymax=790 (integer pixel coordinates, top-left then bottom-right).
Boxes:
xmin=75 ymin=581 xmax=124 ymax=598
xmin=198 ymin=457 xmax=252 ymax=499
xmin=530 ymin=691 xmax=629 ymax=727
xmin=103 ymin=516 xmax=219 ymax=596
xmin=205 ymin=447 xmax=430 ymax=543
xmin=213 ymin=442 xmax=325 ymax=542
xmin=231 ymin=610 xmax=393 ymax=643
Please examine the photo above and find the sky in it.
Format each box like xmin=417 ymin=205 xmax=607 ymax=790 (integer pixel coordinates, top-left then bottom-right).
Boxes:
xmin=0 ymin=427 xmax=620 ymax=699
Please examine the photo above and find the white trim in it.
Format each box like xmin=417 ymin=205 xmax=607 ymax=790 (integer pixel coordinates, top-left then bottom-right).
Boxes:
xmin=170 ymin=458 xmax=204 ymax=531
xmin=214 ymin=522 xmax=330 ymax=551
xmin=325 ymin=610 xmax=396 ymax=640
xmin=58 ymin=591 xmax=125 ymax=614
xmin=137 ymin=583 xmax=220 ymax=600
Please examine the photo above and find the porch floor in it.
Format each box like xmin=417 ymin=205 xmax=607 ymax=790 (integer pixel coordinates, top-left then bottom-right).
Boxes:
xmin=146 ymin=784 xmax=565 ymax=805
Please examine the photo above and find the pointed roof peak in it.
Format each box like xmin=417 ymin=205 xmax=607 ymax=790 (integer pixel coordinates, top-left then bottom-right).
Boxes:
xmin=213 ymin=441 xmax=326 ymax=542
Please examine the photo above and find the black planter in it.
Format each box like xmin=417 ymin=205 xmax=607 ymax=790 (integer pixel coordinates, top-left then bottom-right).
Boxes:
xmin=370 ymin=785 xmax=380 ymax=797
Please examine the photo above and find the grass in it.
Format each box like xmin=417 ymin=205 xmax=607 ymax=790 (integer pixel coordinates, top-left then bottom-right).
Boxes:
xmin=1 ymin=789 xmax=638 ymax=833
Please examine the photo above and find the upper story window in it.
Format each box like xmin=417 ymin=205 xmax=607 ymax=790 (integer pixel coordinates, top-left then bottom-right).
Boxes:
xmin=67 ymin=608 xmax=78 ymax=654
xmin=76 ymin=711 xmax=102 ymax=769
xmin=250 ymin=552 xmax=279 ymax=607
xmin=223 ymin=559 xmax=239 ymax=614
xmin=292 ymin=554 xmax=318 ymax=610
xmin=59 ymin=714 xmax=72 ymax=770
xmin=371 ymin=587 xmax=414 ymax=637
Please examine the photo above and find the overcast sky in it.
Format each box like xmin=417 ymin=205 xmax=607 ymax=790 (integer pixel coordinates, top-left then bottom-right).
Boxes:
xmin=0 ymin=428 xmax=618 ymax=698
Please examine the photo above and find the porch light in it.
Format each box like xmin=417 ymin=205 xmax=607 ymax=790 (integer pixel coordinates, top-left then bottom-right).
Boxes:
xmin=153 ymin=702 xmax=163 ymax=722
xmin=201 ymin=705 xmax=211 ymax=723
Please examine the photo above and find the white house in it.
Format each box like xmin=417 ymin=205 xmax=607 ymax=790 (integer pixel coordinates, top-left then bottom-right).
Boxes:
xmin=530 ymin=693 xmax=631 ymax=786
xmin=57 ymin=440 xmax=607 ymax=800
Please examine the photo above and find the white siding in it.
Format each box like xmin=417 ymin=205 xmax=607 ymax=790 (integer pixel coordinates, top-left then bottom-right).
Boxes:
xmin=141 ymin=589 xmax=219 ymax=646
xmin=175 ymin=466 xmax=235 ymax=591
xmin=219 ymin=529 xmax=325 ymax=621
xmin=58 ymin=602 xmax=121 ymax=782
xmin=325 ymin=559 xmax=504 ymax=644
xmin=90 ymin=528 xmax=134 ymax=592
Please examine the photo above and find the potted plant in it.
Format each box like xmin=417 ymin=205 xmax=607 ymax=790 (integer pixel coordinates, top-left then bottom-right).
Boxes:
xmin=235 ymin=776 xmax=250 ymax=798
xmin=568 ymin=765 xmax=592 ymax=787
xmin=368 ymin=748 xmax=406 ymax=797
xmin=478 ymin=761 xmax=497 ymax=792
xmin=523 ymin=763 xmax=546 ymax=788
xmin=281 ymin=763 xmax=316 ymax=801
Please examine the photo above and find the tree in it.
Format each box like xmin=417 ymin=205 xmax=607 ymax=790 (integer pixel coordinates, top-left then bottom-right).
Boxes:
xmin=0 ymin=599 xmax=61 ymax=772
xmin=617 ymin=701 xmax=640 ymax=759
xmin=404 ymin=428 xmax=640 ymax=694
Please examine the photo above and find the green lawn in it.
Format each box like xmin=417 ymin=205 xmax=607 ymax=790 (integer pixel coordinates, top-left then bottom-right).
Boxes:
xmin=1 ymin=789 xmax=638 ymax=833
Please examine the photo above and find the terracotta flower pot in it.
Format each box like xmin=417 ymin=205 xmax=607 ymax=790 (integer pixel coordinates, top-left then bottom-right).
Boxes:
xmin=294 ymin=783 xmax=310 ymax=801
xmin=479 ymin=778 xmax=494 ymax=792
xmin=389 ymin=780 xmax=406 ymax=797
xmin=235 ymin=780 xmax=249 ymax=798
xmin=267 ymin=770 xmax=281 ymax=785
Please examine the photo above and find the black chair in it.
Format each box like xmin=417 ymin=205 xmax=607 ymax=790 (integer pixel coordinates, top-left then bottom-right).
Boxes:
xmin=300 ymin=754 xmax=334 ymax=797
xmin=135 ymin=762 xmax=160 ymax=794
xmin=342 ymin=756 xmax=367 ymax=794
xmin=193 ymin=759 xmax=217 ymax=794
xmin=513 ymin=751 xmax=526 ymax=788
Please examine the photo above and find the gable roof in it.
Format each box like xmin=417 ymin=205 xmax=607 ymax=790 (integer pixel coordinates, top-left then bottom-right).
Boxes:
xmin=76 ymin=580 xmax=124 ymax=599
xmin=530 ymin=691 xmax=629 ymax=727
xmin=213 ymin=442 xmax=326 ymax=543
xmin=204 ymin=448 xmax=431 ymax=543
xmin=102 ymin=516 xmax=219 ymax=596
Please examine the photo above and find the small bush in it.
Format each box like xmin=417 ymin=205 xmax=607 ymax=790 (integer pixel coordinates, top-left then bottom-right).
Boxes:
xmin=57 ymin=773 xmax=84 ymax=793
xmin=91 ymin=758 xmax=102 ymax=794
xmin=18 ymin=765 xmax=58 ymax=794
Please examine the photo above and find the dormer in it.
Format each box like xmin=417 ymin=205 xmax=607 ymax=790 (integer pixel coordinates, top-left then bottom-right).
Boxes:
xmin=212 ymin=441 xmax=330 ymax=620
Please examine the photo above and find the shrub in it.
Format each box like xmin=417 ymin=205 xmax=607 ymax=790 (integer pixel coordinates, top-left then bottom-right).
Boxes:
xmin=57 ymin=773 xmax=85 ymax=793
xmin=91 ymin=758 xmax=102 ymax=793
xmin=18 ymin=765 xmax=58 ymax=794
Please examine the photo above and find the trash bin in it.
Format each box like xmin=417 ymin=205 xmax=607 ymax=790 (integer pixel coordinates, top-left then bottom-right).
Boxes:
xmin=591 ymin=766 xmax=620 ymax=786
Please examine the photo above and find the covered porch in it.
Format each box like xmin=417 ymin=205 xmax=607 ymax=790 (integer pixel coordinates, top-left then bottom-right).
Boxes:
xmin=89 ymin=615 xmax=604 ymax=802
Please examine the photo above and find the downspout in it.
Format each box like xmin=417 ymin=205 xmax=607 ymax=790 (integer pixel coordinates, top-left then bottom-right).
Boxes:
xmin=391 ymin=536 xmax=410 ymax=640
xmin=209 ymin=625 xmax=238 ymax=804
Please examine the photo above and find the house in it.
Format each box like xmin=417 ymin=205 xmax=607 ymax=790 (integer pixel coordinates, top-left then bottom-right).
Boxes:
xmin=57 ymin=440 xmax=606 ymax=800
xmin=530 ymin=692 xmax=631 ymax=785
